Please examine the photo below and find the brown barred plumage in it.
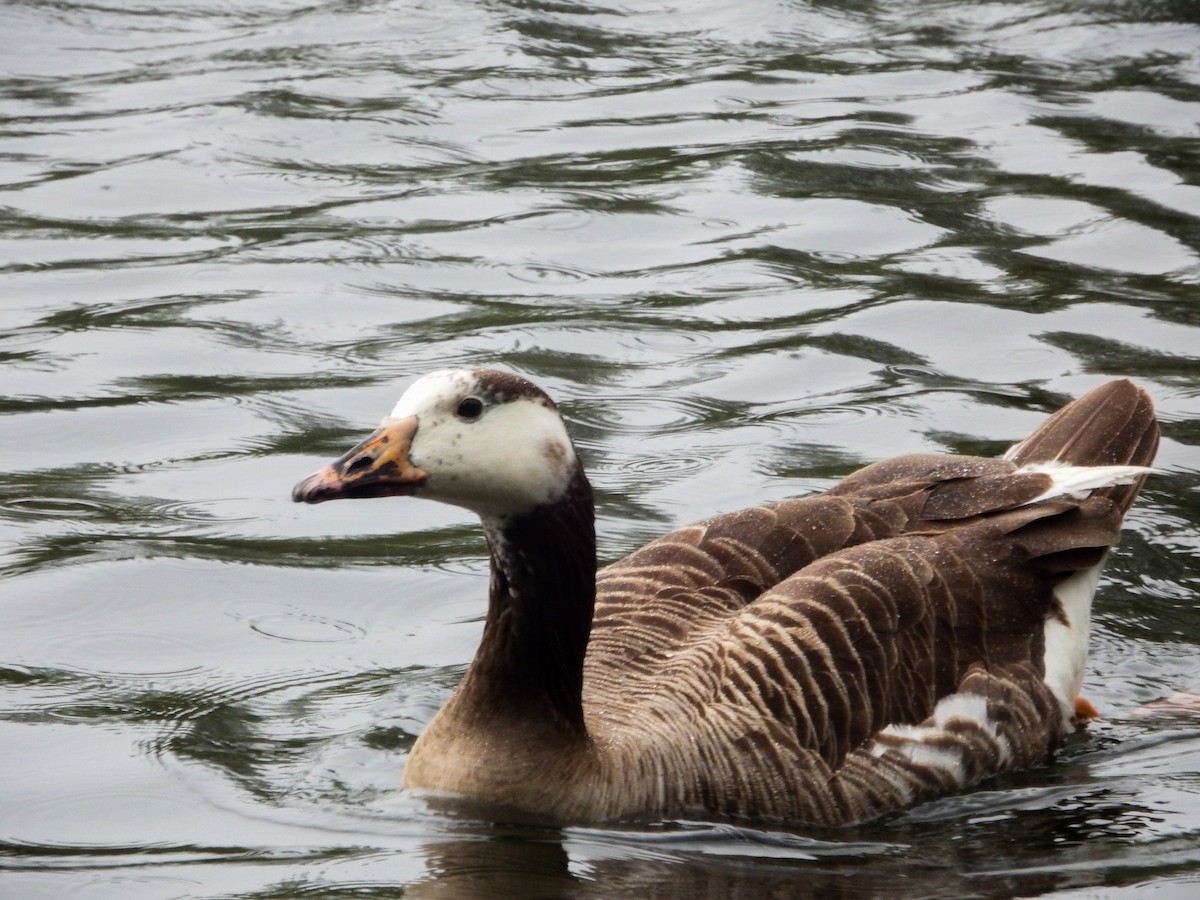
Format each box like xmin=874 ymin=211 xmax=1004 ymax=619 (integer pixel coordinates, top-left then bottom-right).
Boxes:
xmin=294 ymin=374 xmax=1158 ymax=825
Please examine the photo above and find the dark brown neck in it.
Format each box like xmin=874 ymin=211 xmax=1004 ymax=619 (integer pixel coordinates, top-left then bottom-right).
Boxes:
xmin=456 ymin=467 xmax=595 ymax=737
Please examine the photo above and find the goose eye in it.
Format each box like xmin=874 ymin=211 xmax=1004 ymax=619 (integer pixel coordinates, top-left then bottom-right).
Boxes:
xmin=456 ymin=397 xmax=484 ymax=420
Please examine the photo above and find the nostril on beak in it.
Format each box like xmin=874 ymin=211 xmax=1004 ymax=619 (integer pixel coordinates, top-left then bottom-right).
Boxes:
xmin=345 ymin=453 xmax=374 ymax=474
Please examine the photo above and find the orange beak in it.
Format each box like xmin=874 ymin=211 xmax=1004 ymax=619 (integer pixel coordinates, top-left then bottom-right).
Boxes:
xmin=292 ymin=416 xmax=428 ymax=504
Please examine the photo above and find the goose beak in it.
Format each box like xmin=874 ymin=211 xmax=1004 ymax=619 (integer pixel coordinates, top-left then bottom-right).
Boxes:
xmin=292 ymin=416 xmax=428 ymax=504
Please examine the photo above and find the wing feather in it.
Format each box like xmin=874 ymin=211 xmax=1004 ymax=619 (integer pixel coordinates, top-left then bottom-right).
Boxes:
xmin=578 ymin=392 xmax=1156 ymax=823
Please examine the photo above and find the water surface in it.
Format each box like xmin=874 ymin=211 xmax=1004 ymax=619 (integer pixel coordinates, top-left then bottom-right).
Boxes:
xmin=3 ymin=1 xmax=1200 ymax=896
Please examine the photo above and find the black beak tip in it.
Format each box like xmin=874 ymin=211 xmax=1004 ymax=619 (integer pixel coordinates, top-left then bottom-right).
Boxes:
xmin=292 ymin=475 xmax=331 ymax=504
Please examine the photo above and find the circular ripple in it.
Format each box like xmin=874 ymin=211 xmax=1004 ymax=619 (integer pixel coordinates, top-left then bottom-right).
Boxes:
xmin=506 ymin=263 xmax=591 ymax=284
xmin=8 ymin=793 xmax=197 ymax=850
xmin=624 ymin=454 xmax=711 ymax=475
xmin=573 ymin=396 xmax=710 ymax=436
xmin=800 ymin=403 xmax=888 ymax=427
xmin=40 ymin=630 xmax=209 ymax=680
xmin=697 ymin=216 xmax=738 ymax=230
xmin=249 ymin=612 xmax=367 ymax=644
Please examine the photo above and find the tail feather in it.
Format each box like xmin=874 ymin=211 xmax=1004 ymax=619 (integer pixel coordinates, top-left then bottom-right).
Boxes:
xmin=1021 ymin=461 xmax=1155 ymax=506
xmin=1004 ymin=380 xmax=1159 ymax=514
xmin=1001 ymin=380 xmax=1159 ymax=725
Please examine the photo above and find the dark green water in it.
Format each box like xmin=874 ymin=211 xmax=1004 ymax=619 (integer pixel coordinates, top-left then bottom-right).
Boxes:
xmin=2 ymin=1 xmax=1199 ymax=896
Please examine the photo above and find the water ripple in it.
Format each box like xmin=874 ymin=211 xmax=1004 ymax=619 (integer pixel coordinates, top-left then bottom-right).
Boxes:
xmin=248 ymin=612 xmax=368 ymax=645
xmin=2 ymin=0 xmax=1200 ymax=895
xmin=572 ymin=394 xmax=731 ymax=436
xmin=623 ymin=454 xmax=711 ymax=476
xmin=22 ymin=627 xmax=211 ymax=686
xmin=506 ymin=262 xmax=593 ymax=285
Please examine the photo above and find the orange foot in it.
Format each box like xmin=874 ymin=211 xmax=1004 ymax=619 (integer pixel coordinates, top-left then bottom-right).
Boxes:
xmin=1072 ymin=695 xmax=1100 ymax=729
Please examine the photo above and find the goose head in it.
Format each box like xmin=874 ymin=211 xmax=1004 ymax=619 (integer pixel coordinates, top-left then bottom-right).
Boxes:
xmin=292 ymin=368 xmax=581 ymax=522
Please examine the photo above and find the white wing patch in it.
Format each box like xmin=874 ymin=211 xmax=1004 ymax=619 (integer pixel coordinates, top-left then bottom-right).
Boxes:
xmin=1015 ymin=461 xmax=1152 ymax=505
xmin=871 ymin=691 xmax=1013 ymax=787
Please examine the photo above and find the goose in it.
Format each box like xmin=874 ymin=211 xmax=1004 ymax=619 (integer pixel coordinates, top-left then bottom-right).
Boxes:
xmin=292 ymin=370 xmax=1158 ymax=826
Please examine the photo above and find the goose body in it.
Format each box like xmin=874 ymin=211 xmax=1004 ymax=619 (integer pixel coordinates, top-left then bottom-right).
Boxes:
xmin=293 ymin=371 xmax=1158 ymax=825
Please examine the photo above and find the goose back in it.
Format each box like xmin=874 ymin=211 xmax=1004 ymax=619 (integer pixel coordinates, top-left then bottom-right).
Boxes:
xmin=572 ymin=381 xmax=1158 ymax=823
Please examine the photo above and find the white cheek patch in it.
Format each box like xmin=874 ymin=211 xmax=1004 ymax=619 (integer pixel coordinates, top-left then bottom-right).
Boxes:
xmin=436 ymin=400 xmax=574 ymax=516
xmin=385 ymin=369 xmax=578 ymax=519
